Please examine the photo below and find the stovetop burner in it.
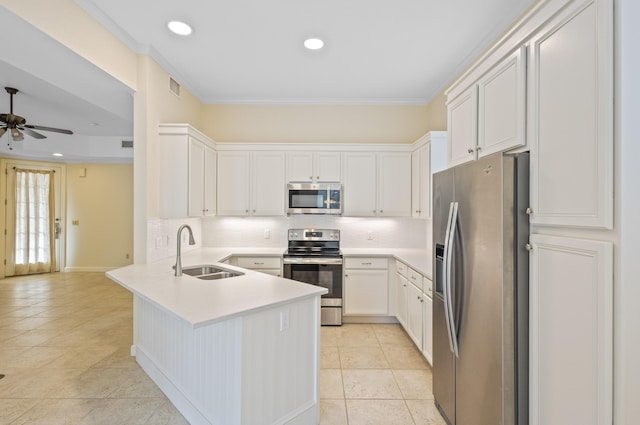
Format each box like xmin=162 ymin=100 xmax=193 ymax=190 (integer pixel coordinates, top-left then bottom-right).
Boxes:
xmin=284 ymin=228 xmax=341 ymax=258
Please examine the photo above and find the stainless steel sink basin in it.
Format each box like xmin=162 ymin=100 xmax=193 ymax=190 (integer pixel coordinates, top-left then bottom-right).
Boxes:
xmin=180 ymin=264 xmax=244 ymax=280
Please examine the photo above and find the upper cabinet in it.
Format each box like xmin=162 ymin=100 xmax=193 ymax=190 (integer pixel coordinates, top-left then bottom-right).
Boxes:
xmin=411 ymin=132 xmax=447 ymax=219
xmin=528 ymin=0 xmax=613 ymax=229
xmin=343 ymin=151 xmax=412 ymax=217
xmin=159 ymin=124 xmax=217 ymax=218
xmin=287 ymin=151 xmax=341 ymax=183
xmin=447 ymin=47 xmax=526 ymax=168
xmin=217 ymin=151 xmax=285 ymax=216
xmin=477 ymin=46 xmax=526 ymax=157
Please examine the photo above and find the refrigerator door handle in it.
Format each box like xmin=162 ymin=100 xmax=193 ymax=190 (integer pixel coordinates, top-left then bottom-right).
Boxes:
xmin=445 ymin=202 xmax=460 ymax=358
xmin=443 ymin=202 xmax=456 ymax=355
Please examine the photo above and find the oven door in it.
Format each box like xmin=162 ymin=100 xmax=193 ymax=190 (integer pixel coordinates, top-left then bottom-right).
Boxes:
xmin=283 ymin=258 xmax=343 ymax=305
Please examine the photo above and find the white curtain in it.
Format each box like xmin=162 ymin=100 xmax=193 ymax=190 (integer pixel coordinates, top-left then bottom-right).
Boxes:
xmin=14 ymin=169 xmax=55 ymax=275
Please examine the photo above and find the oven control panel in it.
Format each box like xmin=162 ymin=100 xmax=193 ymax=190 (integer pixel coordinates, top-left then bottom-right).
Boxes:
xmin=288 ymin=229 xmax=340 ymax=241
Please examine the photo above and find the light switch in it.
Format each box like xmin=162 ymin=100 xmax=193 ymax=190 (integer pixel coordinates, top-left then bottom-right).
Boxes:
xmin=72 ymin=220 xmax=80 ymax=225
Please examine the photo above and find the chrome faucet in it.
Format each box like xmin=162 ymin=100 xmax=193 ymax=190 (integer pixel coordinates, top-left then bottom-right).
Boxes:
xmin=175 ymin=224 xmax=196 ymax=276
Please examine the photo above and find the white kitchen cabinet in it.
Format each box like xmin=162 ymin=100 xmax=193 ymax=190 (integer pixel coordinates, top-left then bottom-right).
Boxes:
xmin=188 ymin=141 xmax=217 ymax=217
xmin=529 ymin=233 xmax=612 ymax=425
xmin=406 ymin=282 xmax=423 ymax=348
xmin=287 ymin=151 xmax=341 ymax=183
xmin=396 ymin=273 xmax=408 ymax=328
xmin=342 ymin=152 xmax=377 ymax=216
xmin=252 ymin=152 xmax=286 ymax=216
xmin=411 ymin=146 xmax=430 ymax=218
xmin=422 ymin=277 xmax=433 ymax=365
xmin=447 ymin=86 xmax=478 ymax=168
xmin=234 ymin=255 xmax=282 ymax=277
xmin=477 ymin=46 xmax=526 ymax=158
xmin=217 ymin=151 xmax=285 ymax=216
xmin=159 ymin=125 xmax=218 ymax=218
xmin=343 ymin=257 xmax=389 ymax=316
xmin=528 ymin=0 xmax=613 ymax=229
xmin=343 ymin=152 xmax=411 ymax=217
xmin=446 ymin=47 xmax=526 ymax=168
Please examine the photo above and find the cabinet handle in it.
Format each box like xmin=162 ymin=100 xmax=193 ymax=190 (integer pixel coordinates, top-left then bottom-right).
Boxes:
xmin=403 ymin=283 xmax=407 ymax=287
xmin=467 ymin=148 xmax=474 ymax=154
xmin=380 ymin=210 xmax=383 ymax=214
xmin=477 ymin=146 xmax=482 ymax=151
xmin=317 ymin=176 xmax=320 ymax=180
xmin=345 ymin=274 xmax=349 ymax=277
xmin=309 ymin=176 xmax=313 ymax=180
xmin=373 ymin=210 xmax=376 ymax=213
xmin=411 ymin=276 xmax=416 ymax=281
xmin=525 ymin=207 xmax=533 ymax=215
xmin=253 ymin=209 xmax=256 ymax=213
xmin=361 ymin=262 xmax=372 ymax=265
xmin=254 ymin=262 xmax=264 ymax=265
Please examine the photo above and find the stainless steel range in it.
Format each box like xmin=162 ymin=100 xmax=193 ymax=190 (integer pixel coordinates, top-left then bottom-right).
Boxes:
xmin=283 ymin=229 xmax=343 ymax=326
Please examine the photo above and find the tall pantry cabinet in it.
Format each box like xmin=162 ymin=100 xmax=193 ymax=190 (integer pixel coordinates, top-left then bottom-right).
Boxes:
xmin=444 ymin=0 xmax=614 ymax=424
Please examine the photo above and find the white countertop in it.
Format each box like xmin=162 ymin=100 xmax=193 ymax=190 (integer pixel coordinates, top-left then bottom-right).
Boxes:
xmin=106 ymin=246 xmax=432 ymax=329
xmin=106 ymin=248 xmax=326 ymax=329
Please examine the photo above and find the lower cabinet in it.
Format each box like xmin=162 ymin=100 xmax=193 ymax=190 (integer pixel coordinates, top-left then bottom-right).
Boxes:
xmin=396 ymin=261 xmax=434 ymax=365
xmin=230 ymin=256 xmax=282 ymax=277
xmin=529 ymin=233 xmax=613 ymax=425
xmin=344 ymin=257 xmax=389 ymax=316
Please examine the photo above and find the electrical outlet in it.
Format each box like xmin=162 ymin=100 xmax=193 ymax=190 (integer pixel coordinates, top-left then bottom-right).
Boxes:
xmin=367 ymin=230 xmax=373 ymax=240
xmin=264 ymin=229 xmax=271 ymax=239
xmin=72 ymin=220 xmax=80 ymax=226
xmin=125 ymin=253 xmax=130 ymax=259
xmin=279 ymin=310 xmax=289 ymax=331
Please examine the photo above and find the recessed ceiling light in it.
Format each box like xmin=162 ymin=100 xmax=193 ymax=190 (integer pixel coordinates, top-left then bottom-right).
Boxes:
xmin=304 ymin=38 xmax=324 ymax=50
xmin=88 ymin=122 xmax=100 ymax=126
xmin=52 ymin=153 xmax=63 ymax=157
xmin=168 ymin=21 xmax=192 ymax=36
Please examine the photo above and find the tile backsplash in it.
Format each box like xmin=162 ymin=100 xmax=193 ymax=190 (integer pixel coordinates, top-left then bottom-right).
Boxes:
xmin=147 ymin=215 xmax=430 ymax=262
xmin=201 ymin=215 xmax=430 ymax=250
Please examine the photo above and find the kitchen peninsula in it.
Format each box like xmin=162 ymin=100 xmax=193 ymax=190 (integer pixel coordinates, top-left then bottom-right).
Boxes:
xmin=106 ymin=248 xmax=327 ymax=425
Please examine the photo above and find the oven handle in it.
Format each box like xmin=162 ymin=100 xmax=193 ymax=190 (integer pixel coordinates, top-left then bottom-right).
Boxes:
xmin=283 ymin=257 xmax=343 ymax=265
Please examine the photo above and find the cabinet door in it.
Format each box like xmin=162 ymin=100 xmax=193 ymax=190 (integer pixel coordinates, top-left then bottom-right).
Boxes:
xmin=343 ymin=152 xmax=377 ymax=216
xmin=528 ymin=0 xmax=613 ymax=228
xmin=217 ymin=151 xmax=250 ymax=215
xmin=252 ymin=152 xmax=285 ymax=216
xmin=447 ymin=86 xmax=478 ymax=167
xmin=203 ymin=146 xmax=217 ymax=216
xmin=477 ymin=46 xmax=526 ymax=157
xmin=188 ymin=139 xmax=205 ymax=217
xmin=315 ymin=152 xmax=341 ymax=182
xmin=287 ymin=152 xmax=314 ymax=182
xmin=406 ymin=283 xmax=423 ymax=348
xmin=344 ymin=269 xmax=388 ymax=315
xmin=529 ymin=234 xmax=612 ymax=425
xmin=396 ymin=274 xmax=408 ymax=328
xmin=411 ymin=150 xmax=421 ymax=218
xmin=422 ymin=293 xmax=433 ymax=365
xmin=378 ymin=152 xmax=411 ymax=217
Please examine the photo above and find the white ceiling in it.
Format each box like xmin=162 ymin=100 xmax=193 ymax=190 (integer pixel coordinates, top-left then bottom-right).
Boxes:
xmin=79 ymin=0 xmax=537 ymax=105
xmin=1 ymin=0 xmax=537 ymax=161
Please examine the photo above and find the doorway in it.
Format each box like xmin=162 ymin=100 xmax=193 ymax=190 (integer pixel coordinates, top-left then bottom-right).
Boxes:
xmin=1 ymin=159 xmax=65 ymax=277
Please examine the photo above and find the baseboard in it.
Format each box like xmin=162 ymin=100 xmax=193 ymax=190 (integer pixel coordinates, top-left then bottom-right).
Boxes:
xmin=342 ymin=316 xmax=400 ymax=324
xmin=63 ymin=266 xmax=119 ymax=272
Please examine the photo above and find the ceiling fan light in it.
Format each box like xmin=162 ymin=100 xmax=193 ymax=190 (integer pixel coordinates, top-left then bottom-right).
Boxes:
xmin=11 ymin=128 xmax=23 ymax=141
xmin=168 ymin=21 xmax=192 ymax=36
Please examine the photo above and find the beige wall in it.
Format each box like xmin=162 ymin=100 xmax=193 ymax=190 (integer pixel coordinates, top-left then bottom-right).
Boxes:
xmin=1 ymin=0 xmax=137 ymax=89
xmin=65 ymin=163 xmax=133 ymax=270
xmin=425 ymin=91 xmax=447 ymax=131
xmin=201 ymin=104 xmax=431 ymax=143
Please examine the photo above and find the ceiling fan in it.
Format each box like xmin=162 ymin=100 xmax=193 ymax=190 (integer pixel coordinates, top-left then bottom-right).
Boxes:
xmin=0 ymin=86 xmax=73 ymax=146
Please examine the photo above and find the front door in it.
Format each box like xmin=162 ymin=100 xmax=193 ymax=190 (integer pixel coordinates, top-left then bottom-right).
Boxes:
xmin=3 ymin=159 xmax=65 ymax=276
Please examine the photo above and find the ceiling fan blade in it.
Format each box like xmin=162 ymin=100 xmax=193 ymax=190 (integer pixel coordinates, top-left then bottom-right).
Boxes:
xmin=21 ymin=127 xmax=47 ymax=139
xmin=24 ymin=124 xmax=73 ymax=135
xmin=0 ymin=127 xmax=6 ymax=138
xmin=0 ymin=113 xmax=7 ymax=124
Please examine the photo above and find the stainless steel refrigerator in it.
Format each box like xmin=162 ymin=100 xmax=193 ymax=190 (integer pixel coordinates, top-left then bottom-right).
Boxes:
xmin=432 ymin=152 xmax=529 ymax=425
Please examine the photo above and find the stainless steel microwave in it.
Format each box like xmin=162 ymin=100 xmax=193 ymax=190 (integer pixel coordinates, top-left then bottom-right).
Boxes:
xmin=287 ymin=183 xmax=342 ymax=214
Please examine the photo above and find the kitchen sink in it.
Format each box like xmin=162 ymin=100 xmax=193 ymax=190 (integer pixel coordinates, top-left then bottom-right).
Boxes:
xmin=180 ymin=264 xmax=244 ymax=280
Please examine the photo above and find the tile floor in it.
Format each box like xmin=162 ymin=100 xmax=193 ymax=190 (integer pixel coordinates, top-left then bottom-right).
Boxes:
xmin=0 ymin=272 xmax=446 ymax=425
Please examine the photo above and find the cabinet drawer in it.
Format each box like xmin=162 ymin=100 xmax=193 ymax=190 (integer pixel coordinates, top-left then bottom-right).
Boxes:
xmin=236 ymin=256 xmax=282 ymax=269
xmin=423 ymin=277 xmax=433 ymax=298
xmin=408 ymin=268 xmax=424 ymax=291
xmin=395 ymin=260 xmax=408 ymax=277
xmin=344 ymin=257 xmax=388 ymax=269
